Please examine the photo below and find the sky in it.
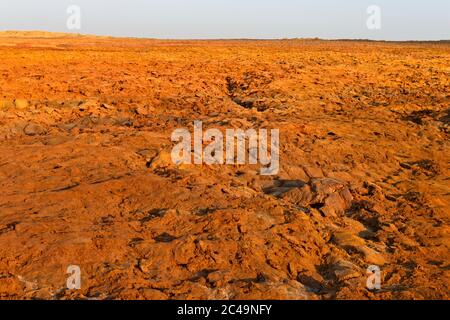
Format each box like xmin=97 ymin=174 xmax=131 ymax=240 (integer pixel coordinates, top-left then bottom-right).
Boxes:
xmin=0 ymin=0 xmax=449 ymax=40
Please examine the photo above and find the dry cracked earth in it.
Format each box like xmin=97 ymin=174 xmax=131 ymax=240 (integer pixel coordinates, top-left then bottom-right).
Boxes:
xmin=0 ymin=32 xmax=449 ymax=300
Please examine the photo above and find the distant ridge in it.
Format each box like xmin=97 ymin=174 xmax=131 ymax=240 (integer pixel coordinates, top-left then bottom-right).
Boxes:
xmin=0 ymin=30 xmax=109 ymax=39
xmin=0 ymin=30 xmax=448 ymax=43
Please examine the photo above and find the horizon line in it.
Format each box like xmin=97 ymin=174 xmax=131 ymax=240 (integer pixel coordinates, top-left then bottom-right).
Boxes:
xmin=1 ymin=29 xmax=449 ymax=43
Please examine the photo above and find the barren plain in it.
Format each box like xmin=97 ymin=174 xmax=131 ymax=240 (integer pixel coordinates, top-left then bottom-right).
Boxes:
xmin=0 ymin=32 xmax=449 ymax=299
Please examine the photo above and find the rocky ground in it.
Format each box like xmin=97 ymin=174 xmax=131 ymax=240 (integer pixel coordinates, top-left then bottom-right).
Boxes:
xmin=0 ymin=33 xmax=448 ymax=300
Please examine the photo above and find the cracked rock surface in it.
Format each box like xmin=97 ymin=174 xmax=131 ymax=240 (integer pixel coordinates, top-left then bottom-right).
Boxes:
xmin=0 ymin=32 xmax=449 ymax=300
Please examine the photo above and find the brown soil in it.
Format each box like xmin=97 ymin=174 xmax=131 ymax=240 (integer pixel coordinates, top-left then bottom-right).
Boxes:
xmin=0 ymin=32 xmax=449 ymax=300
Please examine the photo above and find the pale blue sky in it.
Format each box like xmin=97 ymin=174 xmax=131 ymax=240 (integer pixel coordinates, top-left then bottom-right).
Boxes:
xmin=0 ymin=0 xmax=449 ymax=40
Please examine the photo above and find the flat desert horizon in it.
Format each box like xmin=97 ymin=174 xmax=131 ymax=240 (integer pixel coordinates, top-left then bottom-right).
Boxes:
xmin=0 ymin=31 xmax=448 ymax=300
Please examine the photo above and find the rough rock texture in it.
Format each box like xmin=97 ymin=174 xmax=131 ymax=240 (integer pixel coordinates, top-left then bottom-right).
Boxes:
xmin=0 ymin=33 xmax=449 ymax=300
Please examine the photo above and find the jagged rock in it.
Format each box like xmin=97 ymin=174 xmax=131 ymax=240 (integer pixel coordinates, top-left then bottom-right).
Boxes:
xmin=311 ymin=178 xmax=345 ymax=199
xmin=278 ymin=177 xmax=353 ymax=216
xmin=333 ymin=231 xmax=386 ymax=265
xmin=23 ymin=123 xmax=45 ymax=136
xmin=135 ymin=105 xmax=150 ymax=115
xmin=321 ymin=190 xmax=351 ymax=216
xmin=310 ymin=178 xmax=353 ymax=216
xmin=303 ymin=166 xmax=324 ymax=178
xmin=333 ymin=232 xmax=366 ymax=249
xmin=341 ymin=217 xmax=367 ymax=235
xmin=283 ymin=165 xmax=309 ymax=181
xmin=263 ymin=179 xmax=305 ymax=197
xmin=332 ymin=259 xmax=361 ymax=281
xmin=334 ymin=268 xmax=360 ymax=282
xmin=282 ymin=185 xmax=313 ymax=206
xmin=207 ymin=270 xmax=231 ymax=287
xmin=137 ymin=258 xmax=154 ymax=274
xmin=359 ymin=246 xmax=386 ymax=265
xmin=174 ymin=238 xmax=196 ymax=265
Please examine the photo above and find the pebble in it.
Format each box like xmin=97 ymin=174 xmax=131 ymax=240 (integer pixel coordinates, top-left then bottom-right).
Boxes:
xmin=14 ymin=99 xmax=29 ymax=110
